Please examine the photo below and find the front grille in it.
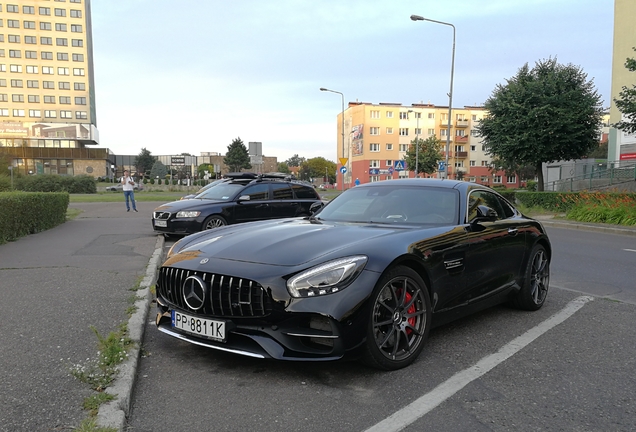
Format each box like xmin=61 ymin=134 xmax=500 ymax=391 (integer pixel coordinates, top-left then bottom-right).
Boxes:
xmin=154 ymin=211 xmax=171 ymax=220
xmin=157 ymin=267 xmax=272 ymax=318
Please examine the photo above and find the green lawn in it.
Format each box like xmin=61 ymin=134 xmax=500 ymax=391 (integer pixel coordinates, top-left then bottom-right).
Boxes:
xmin=70 ymin=191 xmax=187 ymax=203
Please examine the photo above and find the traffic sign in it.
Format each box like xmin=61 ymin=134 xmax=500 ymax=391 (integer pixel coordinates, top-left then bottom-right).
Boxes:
xmin=394 ymin=160 xmax=405 ymax=171
xmin=388 ymin=167 xmax=394 ymax=174
xmin=369 ymin=168 xmax=379 ymax=175
xmin=339 ymin=158 xmax=348 ymax=166
xmin=340 ymin=166 xmax=347 ymax=174
xmin=438 ymin=161 xmax=446 ymax=171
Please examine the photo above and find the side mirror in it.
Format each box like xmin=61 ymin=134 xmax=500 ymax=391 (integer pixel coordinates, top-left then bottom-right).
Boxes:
xmin=310 ymin=201 xmax=325 ymax=214
xmin=237 ymin=195 xmax=251 ymax=202
xmin=470 ymin=205 xmax=498 ymax=224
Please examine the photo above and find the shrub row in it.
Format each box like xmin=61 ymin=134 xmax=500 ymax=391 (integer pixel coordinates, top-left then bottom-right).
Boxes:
xmin=13 ymin=174 xmax=97 ymax=193
xmin=0 ymin=192 xmax=69 ymax=244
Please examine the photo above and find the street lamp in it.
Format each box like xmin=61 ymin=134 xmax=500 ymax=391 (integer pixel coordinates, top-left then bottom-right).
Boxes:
xmin=411 ymin=14 xmax=455 ymax=179
xmin=408 ymin=109 xmax=421 ymax=177
xmin=320 ymin=87 xmax=345 ymax=191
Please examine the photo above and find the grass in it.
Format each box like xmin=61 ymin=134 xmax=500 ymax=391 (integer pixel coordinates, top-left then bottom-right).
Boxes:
xmin=70 ymin=191 xmax=186 ymax=203
xmin=75 ymin=418 xmax=117 ymax=432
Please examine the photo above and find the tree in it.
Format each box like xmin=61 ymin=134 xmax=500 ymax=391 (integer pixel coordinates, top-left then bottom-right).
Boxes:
xmin=285 ymin=154 xmax=305 ymax=167
xmin=223 ymin=137 xmax=252 ymax=172
xmin=477 ymin=58 xmax=604 ymax=191
xmin=302 ymin=157 xmax=337 ymax=183
xmin=404 ymin=136 xmax=444 ymax=176
xmin=134 ymin=148 xmax=156 ymax=178
xmin=277 ymin=162 xmax=291 ymax=174
xmin=149 ymin=160 xmax=168 ymax=179
xmin=197 ymin=163 xmax=215 ymax=179
xmin=613 ymin=47 xmax=636 ymax=134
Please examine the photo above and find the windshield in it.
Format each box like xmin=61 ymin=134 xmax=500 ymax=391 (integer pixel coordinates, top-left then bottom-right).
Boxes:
xmin=195 ymin=182 xmax=246 ymax=201
xmin=315 ymin=185 xmax=459 ymax=225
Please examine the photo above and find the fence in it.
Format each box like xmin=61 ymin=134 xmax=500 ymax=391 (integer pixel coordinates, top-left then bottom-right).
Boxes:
xmin=545 ymin=162 xmax=636 ymax=192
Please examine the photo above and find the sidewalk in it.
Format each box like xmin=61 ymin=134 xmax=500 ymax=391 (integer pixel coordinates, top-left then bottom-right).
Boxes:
xmin=0 ymin=202 xmax=162 ymax=432
xmin=533 ymin=214 xmax=636 ymax=236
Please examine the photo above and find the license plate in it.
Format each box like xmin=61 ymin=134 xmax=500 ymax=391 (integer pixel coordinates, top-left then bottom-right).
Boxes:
xmin=154 ymin=220 xmax=167 ymax=227
xmin=172 ymin=310 xmax=226 ymax=341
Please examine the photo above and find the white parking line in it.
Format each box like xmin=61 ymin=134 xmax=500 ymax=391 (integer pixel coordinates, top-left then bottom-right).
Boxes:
xmin=624 ymin=249 xmax=636 ymax=253
xmin=364 ymin=296 xmax=594 ymax=432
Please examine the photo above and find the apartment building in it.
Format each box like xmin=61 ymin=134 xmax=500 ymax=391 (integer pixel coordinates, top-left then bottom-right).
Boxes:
xmin=335 ymin=102 xmax=522 ymax=189
xmin=0 ymin=0 xmax=106 ymax=177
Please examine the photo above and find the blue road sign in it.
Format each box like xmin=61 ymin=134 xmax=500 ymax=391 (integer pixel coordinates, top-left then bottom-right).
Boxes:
xmin=394 ymin=160 xmax=405 ymax=171
xmin=388 ymin=167 xmax=394 ymax=174
xmin=340 ymin=166 xmax=347 ymax=174
xmin=369 ymin=168 xmax=379 ymax=175
xmin=438 ymin=161 xmax=446 ymax=171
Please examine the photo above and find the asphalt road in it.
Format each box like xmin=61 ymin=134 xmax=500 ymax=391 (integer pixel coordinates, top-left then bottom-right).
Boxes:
xmin=127 ymin=228 xmax=636 ymax=432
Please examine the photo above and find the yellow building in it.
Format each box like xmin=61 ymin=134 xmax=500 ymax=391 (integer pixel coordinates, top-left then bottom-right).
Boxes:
xmin=0 ymin=0 xmax=105 ymax=177
xmin=334 ymin=102 xmax=522 ymax=189
xmin=609 ymin=0 xmax=636 ymax=163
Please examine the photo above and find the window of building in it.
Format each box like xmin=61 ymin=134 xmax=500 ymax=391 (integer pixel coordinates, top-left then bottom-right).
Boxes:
xmin=399 ymin=112 xmax=408 ymax=120
xmin=454 ymin=161 xmax=464 ymax=168
xmin=12 ymin=109 xmax=25 ymax=117
xmin=56 ymin=38 xmax=68 ymax=46
xmin=42 ymin=66 xmax=54 ymax=74
xmin=60 ymin=110 xmax=72 ymax=118
xmin=370 ymin=110 xmax=380 ymax=119
xmin=23 ymin=21 xmax=36 ymax=29
xmin=8 ymin=34 xmax=20 ymax=43
xmin=386 ymin=127 xmax=393 ymax=134
xmin=369 ymin=176 xmax=380 ymax=183
xmin=0 ymin=65 xmax=5 ymax=72
xmin=414 ymin=112 xmax=422 ymax=119
xmin=0 ymin=109 xmax=8 ymax=117
xmin=54 ymin=8 xmax=67 ymax=17
xmin=386 ymin=111 xmax=393 ymax=118
xmin=456 ymin=129 xmax=466 ymax=137
xmin=43 ymin=81 xmax=54 ymax=89
xmin=23 ymin=36 xmax=38 ymax=45
xmin=440 ymin=113 xmax=448 ymax=121
xmin=369 ymin=160 xmax=380 ymax=168
xmin=370 ymin=143 xmax=380 ymax=152
xmin=72 ymin=53 xmax=84 ymax=62
xmin=44 ymin=110 xmax=57 ymax=118
xmin=480 ymin=176 xmax=489 ymax=183
xmin=59 ymin=96 xmax=71 ymax=104
xmin=493 ymin=175 xmax=502 ymax=184
xmin=414 ymin=128 xmax=421 ymax=135
xmin=41 ymin=52 xmax=53 ymax=60
xmin=8 ymin=19 xmax=20 ymax=28
xmin=481 ymin=160 xmax=489 ymax=167
xmin=41 ymin=37 xmax=53 ymax=45
xmin=0 ymin=79 xmax=6 ymax=87
xmin=469 ymin=160 xmax=475 ymax=167
xmin=7 ymin=5 xmax=19 ymax=13
xmin=27 ymin=80 xmax=39 ymax=88
xmin=55 ymin=23 xmax=67 ymax=31
xmin=71 ymin=24 xmax=82 ymax=32
xmin=28 ymin=95 xmax=40 ymax=103
xmin=468 ymin=177 xmax=476 ymax=183
xmin=12 ymin=94 xmax=24 ymax=102
xmin=44 ymin=95 xmax=56 ymax=103
xmin=10 ymin=64 xmax=22 ymax=73
xmin=73 ymin=82 xmax=85 ymax=91
xmin=470 ymin=129 xmax=479 ymax=136
xmin=470 ymin=145 xmax=476 ymax=151
xmin=507 ymin=175 xmax=516 ymax=184
xmin=39 ymin=7 xmax=51 ymax=15
xmin=386 ymin=160 xmax=393 ymax=166
xmin=440 ymin=129 xmax=448 ymax=137
xmin=57 ymin=53 xmax=69 ymax=61
xmin=72 ymin=68 xmax=84 ymax=76
xmin=71 ymin=39 xmax=83 ymax=47
xmin=399 ymin=128 xmax=408 ymax=136
xmin=70 ymin=9 xmax=82 ymax=18
xmin=74 ymin=96 xmax=86 ymax=105
xmin=75 ymin=111 xmax=87 ymax=119
xmin=26 ymin=65 xmax=38 ymax=74
xmin=40 ymin=22 xmax=52 ymax=30
xmin=58 ymin=67 xmax=70 ymax=75
xmin=29 ymin=109 xmax=41 ymax=117
xmin=24 ymin=51 xmax=36 ymax=60
xmin=472 ymin=114 xmax=478 ymax=121
xmin=70 ymin=0 xmax=82 ymax=3
xmin=0 ymin=49 xmax=5 ymax=57
xmin=10 ymin=79 xmax=23 ymax=87
xmin=386 ymin=143 xmax=393 ymax=151
xmin=427 ymin=128 xmax=435 ymax=136
xmin=0 ymin=94 xmax=7 ymax=102
xmin=428 ymin=113 xmax=434 ymax=119
xmin=399 ymin=144 xmax=408 ymax=152
xmin=9 ymin=50 xmax=21 ymax=58
xmin=58 ymin=81 xmax=70 ymax=90
xmin=369 ymin=127 xmax=380 ymax=135
xmin=455 ymin=145 xmax=465 ymax=152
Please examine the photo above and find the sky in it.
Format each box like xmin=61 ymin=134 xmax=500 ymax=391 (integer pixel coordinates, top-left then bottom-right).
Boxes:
xmin=89 ymin=0 xmax=615 ymax=163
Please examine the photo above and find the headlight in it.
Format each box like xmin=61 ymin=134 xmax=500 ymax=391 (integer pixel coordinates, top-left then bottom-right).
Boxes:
xmin=176 ymin=211 xmax=201 ymax=218
xmin=287 ymin=255 xmax=367 ymax=298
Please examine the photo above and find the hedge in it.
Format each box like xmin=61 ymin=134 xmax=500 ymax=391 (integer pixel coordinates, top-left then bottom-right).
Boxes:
xmin=14 ymin=174 xmax=97 ymax=193
xmin=0 ymin=192 xmax=69 ymax=244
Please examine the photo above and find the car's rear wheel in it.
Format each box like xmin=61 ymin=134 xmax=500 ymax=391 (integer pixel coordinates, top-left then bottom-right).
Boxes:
xmin=510 ymin=244 xmax=550 ymax=311
xmin=203 ymin=215 xmax=227 ymax=230
xmin=362 ymin=265 xmax=431 ymax=370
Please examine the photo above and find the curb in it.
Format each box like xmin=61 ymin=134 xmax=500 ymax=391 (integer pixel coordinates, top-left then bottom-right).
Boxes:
xmin=539 ymin=219 xmax=636 ymax=237
xmin=97 ymin=234 xmax=165 ymax=430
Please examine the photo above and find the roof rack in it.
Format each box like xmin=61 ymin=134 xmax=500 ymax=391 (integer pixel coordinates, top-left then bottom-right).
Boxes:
xmin=224 ymin=172 xmax=258 ymax=179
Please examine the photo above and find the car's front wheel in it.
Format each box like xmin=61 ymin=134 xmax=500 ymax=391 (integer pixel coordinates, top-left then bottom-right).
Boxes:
xmin=203 ymin=215 xmax=227 ymax=230
xmin=510 ymin=244 xmax=550 ymax=311
xmin=362 ymin=265 xmax=431 ymax=371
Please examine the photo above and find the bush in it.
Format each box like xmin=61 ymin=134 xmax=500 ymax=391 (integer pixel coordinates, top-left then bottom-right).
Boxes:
xmin=0 ymin=192 xmax=69 ymax=244
xmin=0 ymin=174 xmax=11 ymax=192
xmin=14 ymin=174 xmax=96 ymax=193
xmin=526 ymin=181 xmax=537 ymax=191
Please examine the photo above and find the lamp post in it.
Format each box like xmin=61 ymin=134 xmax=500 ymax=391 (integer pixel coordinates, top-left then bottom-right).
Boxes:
xmin=320 ymin=87 xmax=345 ymax=191
xmin=410 ymin=14 xmax=455 ymax=179
xmin=407 ymin=109 xmax=420 ymax=177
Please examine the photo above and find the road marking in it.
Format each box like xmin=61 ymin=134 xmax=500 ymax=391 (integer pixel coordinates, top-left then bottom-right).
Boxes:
xmin=624 ymin=249 xmax=636 ymax=253
xmin=364 ymin=296 xmax=594 ymax=432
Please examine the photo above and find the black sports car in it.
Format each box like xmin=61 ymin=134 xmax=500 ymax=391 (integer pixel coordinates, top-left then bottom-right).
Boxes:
xmin=155 ymin=179 xmax=551 ymax=370
xmin=152 ymin=173 xmax=321 ymax=235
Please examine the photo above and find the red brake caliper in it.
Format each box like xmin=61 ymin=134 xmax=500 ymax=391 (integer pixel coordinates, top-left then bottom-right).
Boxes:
xmin=403 ymin=291 xmax=416 ymax=334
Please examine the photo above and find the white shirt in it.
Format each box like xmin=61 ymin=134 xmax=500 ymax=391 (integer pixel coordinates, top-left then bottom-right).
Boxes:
xmin=121 ymin=175 xmax=135 ymax=191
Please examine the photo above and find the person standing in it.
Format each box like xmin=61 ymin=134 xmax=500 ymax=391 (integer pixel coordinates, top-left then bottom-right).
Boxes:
xmin=355 ymin=178 xmax=360 ymax=186
xmin=121 ymin=169 xmax=138 ymax=212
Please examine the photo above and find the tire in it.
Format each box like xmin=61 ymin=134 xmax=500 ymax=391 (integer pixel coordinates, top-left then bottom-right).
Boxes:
xmin=202 ymin=215 xmax=227 ymax=230
xmin=362 ymin=265 xmax=431 ymax=371
xmin=510 ymin=244 xmax=550 ymax=311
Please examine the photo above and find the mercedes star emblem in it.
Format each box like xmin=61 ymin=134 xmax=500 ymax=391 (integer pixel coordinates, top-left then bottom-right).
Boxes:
xmin=183 ymin=275 xmax=206 ymax=311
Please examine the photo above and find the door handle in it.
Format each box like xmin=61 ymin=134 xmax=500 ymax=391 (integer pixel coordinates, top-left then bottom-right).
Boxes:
xmin=508 ymin=228 xmax=518 ymax=236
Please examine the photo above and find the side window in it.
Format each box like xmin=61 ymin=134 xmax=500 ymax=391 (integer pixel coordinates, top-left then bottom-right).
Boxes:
xmin=468 ymin=191 xmax=507 ymax=221
xmin=291 ymin=184 xmax=318 ymax=199
xmin=240 ymin=184 xmax=269 ymax=201
xmin=494 ymin=195 xmax=515 ymax=219
xmin=271 ymin=183 xmax=293 ymax=199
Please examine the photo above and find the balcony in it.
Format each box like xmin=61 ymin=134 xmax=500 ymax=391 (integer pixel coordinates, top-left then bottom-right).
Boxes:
xmin=455 ymin=135 xmax=468 ymax=143
xmin=455 ymin=151 xmax=468 ymax=158
xmin=455 ymin=119 xmax=469 ymax=127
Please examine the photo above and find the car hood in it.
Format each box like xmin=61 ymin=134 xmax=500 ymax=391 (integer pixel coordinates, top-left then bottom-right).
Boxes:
xmin=169 ymin=218 xmax=419 ymax=267
xmin=154 ymin=198 xmax=226 ymax=211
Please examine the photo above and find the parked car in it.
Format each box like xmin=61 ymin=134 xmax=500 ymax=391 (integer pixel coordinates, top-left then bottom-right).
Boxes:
xmin=152 ymin=173 xmax=322 ymax=235
xmin=180 ymin=178 xmax=229 ymax=200
xmin=105 ymin=183 xmax=142 ymax=192
xmin=155 ymin=179 xmax=551 ymax=370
